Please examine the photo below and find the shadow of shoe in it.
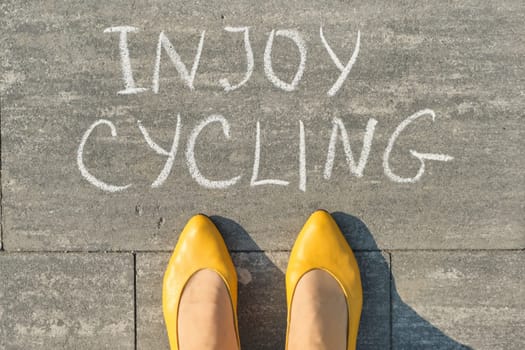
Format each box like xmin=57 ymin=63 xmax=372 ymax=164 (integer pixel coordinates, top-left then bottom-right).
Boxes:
xmin=212 ymin=213 xmax=472 ymax=349
xmin=211 ymin=215 xmax=287 ymax=350
xmin=332 ymin=212 xmax=473 ymax=350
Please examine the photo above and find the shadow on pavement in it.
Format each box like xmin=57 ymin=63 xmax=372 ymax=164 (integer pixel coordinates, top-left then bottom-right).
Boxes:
xmin=333 ymin=212 xmax=472 ymax=350
xmin=211 ymin=215 xmax=287 ymax=349
xmin=211 ymin=213 xmax=472 ymax=349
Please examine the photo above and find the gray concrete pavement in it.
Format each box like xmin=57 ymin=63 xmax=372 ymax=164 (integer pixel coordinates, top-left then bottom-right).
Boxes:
xmin=1 ymin=0 xmax=524 ymax=348
xmin=0 ymin=253 xmax=134 ymax=349
xmin=392 ymin=251 xmax=525 ymax=350
xmin=2 ymin=0 xmax=523 ymax=252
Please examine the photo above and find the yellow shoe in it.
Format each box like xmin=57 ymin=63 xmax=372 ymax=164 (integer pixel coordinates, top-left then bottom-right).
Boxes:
xmin=285 ymin=210 xmax=363 ymax=350
xmin=162 ymin=214 xmax=240 ymax=350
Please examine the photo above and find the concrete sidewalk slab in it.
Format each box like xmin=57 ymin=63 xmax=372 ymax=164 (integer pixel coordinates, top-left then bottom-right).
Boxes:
xmin=0 ymin=253 xmax=134 ymax=349
xmin=392 ymin=251 xmax=525 ymax=350
xmin=2 ymin=0 xmax=524 ymax=252
xmin=136 ymin=251 xmax=390 ymax=349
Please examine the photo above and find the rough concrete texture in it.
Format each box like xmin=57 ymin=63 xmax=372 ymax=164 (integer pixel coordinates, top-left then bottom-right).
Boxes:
xmin=1 ymin=0 xmax=524 ymax=251
xmin=137 ymin=251 xmax=390 ymax=349
xmin=392 ymin=252 xmax=525 ymax=350
xmin=0 ymin=253 xmax=134 ymax=349
xmin=1 ymin=0 xmax=524 ymax=348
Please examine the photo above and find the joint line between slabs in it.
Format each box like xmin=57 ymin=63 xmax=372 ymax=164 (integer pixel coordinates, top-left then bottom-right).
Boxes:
xmin=0 ymin=248 xmax=523 ymax=254
xmin=133 ymin=252 xmax=138 ymax=350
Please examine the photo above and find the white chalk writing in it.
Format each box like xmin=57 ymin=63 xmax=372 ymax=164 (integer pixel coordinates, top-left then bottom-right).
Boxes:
xmin=77 ymin=26 xmax=455 ymax=192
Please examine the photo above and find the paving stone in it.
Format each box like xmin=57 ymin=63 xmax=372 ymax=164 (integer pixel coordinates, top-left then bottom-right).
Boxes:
xmin=392 ymin=251 xmax=525 ymax=350
xmin=136 ymin=251 xmax=390 ymax=349
xmin=2 ymin=0 xmax=524 ymax=251
xmin=0 ymin=253 xmax=134 ymax=349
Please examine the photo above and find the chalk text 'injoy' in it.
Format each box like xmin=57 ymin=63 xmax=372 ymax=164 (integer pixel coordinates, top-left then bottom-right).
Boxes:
xmin=103 ymin=25 xmax=360 ymax=96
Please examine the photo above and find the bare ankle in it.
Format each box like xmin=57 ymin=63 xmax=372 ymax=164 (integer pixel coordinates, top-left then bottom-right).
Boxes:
xmin=288 ymin=269 xmax=348 ymax=350
xmin=178 ymin=269 xmax=239 ymax=350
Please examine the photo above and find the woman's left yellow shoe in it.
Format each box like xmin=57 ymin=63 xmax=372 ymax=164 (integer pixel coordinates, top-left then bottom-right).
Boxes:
xmin=162 ymin=214 xmax=240 ymax=350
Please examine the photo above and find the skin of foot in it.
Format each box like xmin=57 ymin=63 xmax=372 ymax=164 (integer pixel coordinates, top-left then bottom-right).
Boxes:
xmin=288 ymin=269 xmax=348 ymax=350
xmin=178 ymin=269 xmax=239 ymax=350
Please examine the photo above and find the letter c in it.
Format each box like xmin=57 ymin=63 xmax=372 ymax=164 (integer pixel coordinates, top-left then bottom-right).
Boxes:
xmin=77 ymin=119 xmax=132 ymax=192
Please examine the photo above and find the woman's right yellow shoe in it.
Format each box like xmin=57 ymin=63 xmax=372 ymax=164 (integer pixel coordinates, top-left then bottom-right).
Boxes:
xmin=162 ymin=214 xmax=240 ymax=350
xmin=285 ymin=210 xmax=363 ymax=350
